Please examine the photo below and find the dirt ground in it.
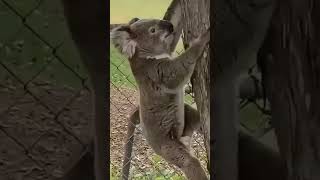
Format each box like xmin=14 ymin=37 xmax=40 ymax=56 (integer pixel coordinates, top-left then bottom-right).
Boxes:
xmin=0 ymin=79 xmax=207 ymax=180
xmin=0 ymin=79 xmax=92 ymax=180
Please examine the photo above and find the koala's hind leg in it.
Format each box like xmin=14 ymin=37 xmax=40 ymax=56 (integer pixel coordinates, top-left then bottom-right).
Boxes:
xmin=157 ymin=139 xmax=207 ymax=180
xmin=183 ymin=104 xmax=202 ymax=136
xmin=180 ymin=104 xmax=202 ymax=151
xmin=122 ymin=106 xmax=139 ymax=180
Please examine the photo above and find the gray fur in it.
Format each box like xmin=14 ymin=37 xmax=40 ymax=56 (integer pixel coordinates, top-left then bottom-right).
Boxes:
xmin=111 ymin=18 xmax=210 ymax=180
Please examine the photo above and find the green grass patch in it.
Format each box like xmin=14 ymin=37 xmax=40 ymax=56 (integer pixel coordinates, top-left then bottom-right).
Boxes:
xmin=110 ymin=44 xmax=137 ymax=88
xmin=110 ymin=165 xmax=120 ymax=180
xmin=110 ymin=154 xmax=185 ymax=180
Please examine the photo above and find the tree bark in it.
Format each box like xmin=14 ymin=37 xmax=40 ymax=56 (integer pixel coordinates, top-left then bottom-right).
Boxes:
xmin=180 ymin=0 xmax=211 ymax=169
xmin=259 ymin=0 xmax=320 ymax=179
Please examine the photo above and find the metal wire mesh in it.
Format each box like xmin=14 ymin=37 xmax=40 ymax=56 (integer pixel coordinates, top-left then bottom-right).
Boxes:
xmin=0 ymin=1 xmax=92 ymax=179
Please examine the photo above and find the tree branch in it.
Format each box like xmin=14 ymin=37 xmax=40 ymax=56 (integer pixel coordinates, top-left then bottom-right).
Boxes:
xmin=163 ymin=0 xmax=183 ymax=53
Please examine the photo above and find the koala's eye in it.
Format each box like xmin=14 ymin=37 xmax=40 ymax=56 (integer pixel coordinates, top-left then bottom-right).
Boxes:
xmin=149 ymin=27 xmax=156 ymax=34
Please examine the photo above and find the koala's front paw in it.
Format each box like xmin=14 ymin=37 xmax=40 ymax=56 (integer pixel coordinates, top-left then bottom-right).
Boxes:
xmin=193 ymin=27 xmax=210 ymax=46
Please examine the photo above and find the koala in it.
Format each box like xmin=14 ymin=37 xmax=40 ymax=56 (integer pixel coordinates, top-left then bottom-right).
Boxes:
xmin=111 ymin=18 xmax=210 ymax=180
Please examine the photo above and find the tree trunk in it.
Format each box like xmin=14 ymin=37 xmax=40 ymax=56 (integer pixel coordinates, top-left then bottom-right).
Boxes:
xmin=260 ymin=0 xmax=320 ymax=179
xmin=180 ymin=0 xmax=211 ymax=169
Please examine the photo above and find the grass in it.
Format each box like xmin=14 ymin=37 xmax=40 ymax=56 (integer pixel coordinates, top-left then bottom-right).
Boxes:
xmin=110 ymin=44 xmax=137 ymax=88
xmin=110 ymin=154 xmax=186 ymax=180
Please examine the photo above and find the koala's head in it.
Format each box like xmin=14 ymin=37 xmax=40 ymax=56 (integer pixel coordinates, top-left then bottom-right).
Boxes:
xmin=110 ymin=18 xmax=175 ymax=59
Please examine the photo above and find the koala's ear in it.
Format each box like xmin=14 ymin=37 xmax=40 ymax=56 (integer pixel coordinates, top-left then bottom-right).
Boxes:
xmin=116 ymin=26 xmax=137 ymax=38
xmin=128 ymin=17 xmax=140 ymax=25
xmin=110 ymin=25 xmax=137 ymax=59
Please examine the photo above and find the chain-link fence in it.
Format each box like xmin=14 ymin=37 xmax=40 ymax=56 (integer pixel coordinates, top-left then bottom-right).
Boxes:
xmin=0 ymin=1 xmax=92 ymax=179
xmin=110 ymin=40 xmax=274 ymax=179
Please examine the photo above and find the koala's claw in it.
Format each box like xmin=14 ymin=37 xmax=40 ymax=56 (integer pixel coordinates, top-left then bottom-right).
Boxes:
xmin=192 ymin=27 xmax=210 ymax=46
xmin=180 ymin=136 xmax=191 ymax=149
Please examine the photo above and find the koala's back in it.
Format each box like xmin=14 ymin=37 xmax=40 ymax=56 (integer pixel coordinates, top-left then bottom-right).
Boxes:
xmin=130 ymin=58 xmax=185 ymax=143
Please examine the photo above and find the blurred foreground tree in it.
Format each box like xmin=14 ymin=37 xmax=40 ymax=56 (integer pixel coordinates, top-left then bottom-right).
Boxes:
xmin=259 ymin=0 xmax=320 ymax=179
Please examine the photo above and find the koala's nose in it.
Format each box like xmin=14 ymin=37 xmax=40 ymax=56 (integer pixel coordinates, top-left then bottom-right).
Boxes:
xmin=158 ymin=20 xmax=174 ymax=33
